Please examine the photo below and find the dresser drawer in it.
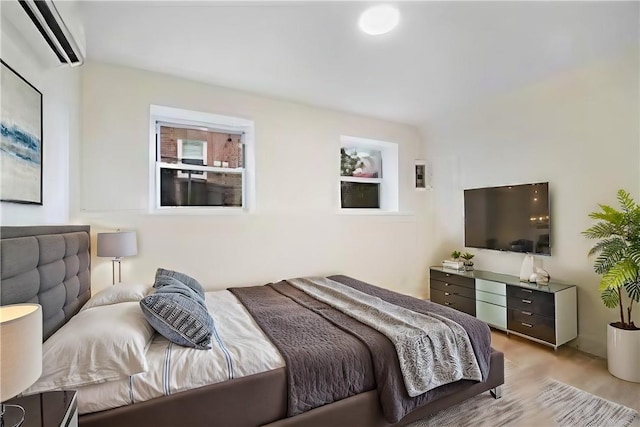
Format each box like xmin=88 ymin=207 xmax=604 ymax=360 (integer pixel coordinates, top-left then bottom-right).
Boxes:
xmin=476 ymin=279 xmax=506 ymax=296
xmin=430 ymin=279 xmax=475 ymax=300
xmin=476 ymin=289 xmax=506 ymax=306
xmin=508 ymin=309 xmax=556 ymax=344
xmin=430 ymin=288 xmax=476 ymax=316
xmin=430 ymin=269 xmax=475 ymax=290
xmin=476 ymin=300 xmax=507 ymax=329
xmin=507 ymin=295 xmax=555 ymax=318
xmin=507 ymin=286 xmax=554 ymax=304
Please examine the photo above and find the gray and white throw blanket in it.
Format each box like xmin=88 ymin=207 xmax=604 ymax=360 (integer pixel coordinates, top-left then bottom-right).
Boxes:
xmin=288 ymin=277 xmax=483 ymax=397
xmin=229 ymin=275 xmax=491 ymax=423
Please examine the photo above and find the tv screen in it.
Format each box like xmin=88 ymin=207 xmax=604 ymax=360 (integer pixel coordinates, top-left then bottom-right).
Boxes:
xmin=464 ymin=182 xmax=550 ymax=255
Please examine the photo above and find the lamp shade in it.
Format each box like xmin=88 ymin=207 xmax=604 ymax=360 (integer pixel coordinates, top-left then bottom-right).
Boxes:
xmin=97 ymin=231 xmax=138 ymax=258
xmin=0 ymin=304 xmax=43 ymax=401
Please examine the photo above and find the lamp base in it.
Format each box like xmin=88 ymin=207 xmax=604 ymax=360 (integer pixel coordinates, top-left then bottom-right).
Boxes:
xmin=111 ymin=258 xmax=122 ymax=285
xmin=1 ymin=403 xmax=25 ymax=427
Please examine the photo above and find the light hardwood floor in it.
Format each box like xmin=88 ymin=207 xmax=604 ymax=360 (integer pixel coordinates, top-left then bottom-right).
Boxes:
xmin=489 ymin=329 xmax=640 ymax=412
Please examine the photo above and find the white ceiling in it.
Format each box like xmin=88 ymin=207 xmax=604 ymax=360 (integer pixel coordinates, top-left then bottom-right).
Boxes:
xmin=81 ymin=1 xmax=639 ymax=127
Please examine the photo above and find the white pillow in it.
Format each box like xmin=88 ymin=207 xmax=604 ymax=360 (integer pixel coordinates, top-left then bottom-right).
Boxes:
xmin=80 ymin=283 xmax=152 ymax=312
xmin=27 ymin=302 xmax=155 ymax=392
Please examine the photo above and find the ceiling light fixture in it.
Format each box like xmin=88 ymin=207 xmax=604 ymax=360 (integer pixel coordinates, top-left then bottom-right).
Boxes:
xmin=358 ymin=5 xmax=400 ymax=36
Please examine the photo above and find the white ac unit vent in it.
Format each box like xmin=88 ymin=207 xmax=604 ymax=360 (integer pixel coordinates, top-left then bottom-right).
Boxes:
xmin=18 ymin=0 xmax=84 ymax=67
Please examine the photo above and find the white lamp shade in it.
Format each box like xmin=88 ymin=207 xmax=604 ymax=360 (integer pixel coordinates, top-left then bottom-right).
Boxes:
xmin=97 ymin=231 xmax=138 ymax=258
xmin=0 ymin=304 xmax=43 ymax=401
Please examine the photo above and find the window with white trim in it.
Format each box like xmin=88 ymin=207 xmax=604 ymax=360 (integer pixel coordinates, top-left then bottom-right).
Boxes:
xmin=150 ymin=105 xmax=254 ymax=211
xmin=339 ymin=136 xmax=398 ymax=211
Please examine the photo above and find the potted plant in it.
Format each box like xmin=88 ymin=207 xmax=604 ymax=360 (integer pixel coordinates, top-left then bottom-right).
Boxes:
xmin=583 ymin=189 xmax=640 ymax=382
xmin=451 ymin=250 xmax=461 ymax=262
xmin=461 ymin=252 xmax=475 ymax=271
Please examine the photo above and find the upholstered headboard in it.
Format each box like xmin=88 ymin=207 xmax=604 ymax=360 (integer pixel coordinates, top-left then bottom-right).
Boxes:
xmin=0 ymin=225 xmax=91 ymax=340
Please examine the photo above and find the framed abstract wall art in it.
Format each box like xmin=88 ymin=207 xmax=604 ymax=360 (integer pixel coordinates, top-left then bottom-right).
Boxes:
xmin=1 ymin=59 xmax=43 ymax=205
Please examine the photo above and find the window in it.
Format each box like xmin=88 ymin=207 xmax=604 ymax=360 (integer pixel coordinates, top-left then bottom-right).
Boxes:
xmin=339 ymin=136 xmax=398 ymax=211
xmin=150 ymin=105 xmax=254 ymax=211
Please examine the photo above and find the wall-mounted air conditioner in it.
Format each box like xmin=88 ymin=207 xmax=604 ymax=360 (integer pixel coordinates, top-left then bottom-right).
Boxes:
xmin=18 ymin=0 xmax=84 ymax=66
xmin=2 ymin=0 xmax=85 ymax=67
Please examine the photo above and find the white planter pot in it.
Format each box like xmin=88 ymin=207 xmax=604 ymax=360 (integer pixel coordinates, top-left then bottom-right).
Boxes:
xmin=607 ymin=323 xmax=640 ymax=383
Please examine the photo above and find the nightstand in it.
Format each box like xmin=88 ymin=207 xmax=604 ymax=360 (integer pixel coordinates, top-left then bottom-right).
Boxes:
xmin=2 ymin=390 xmax=77 ymax=427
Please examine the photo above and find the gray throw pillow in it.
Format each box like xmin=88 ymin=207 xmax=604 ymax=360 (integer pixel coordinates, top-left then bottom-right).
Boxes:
xmin=154 ymin=268 xmax=205 ymax=298
xmin=140 ymin=281 xmax=214 ymax=350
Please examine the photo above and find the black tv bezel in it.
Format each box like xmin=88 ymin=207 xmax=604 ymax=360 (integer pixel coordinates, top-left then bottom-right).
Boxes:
xmin=463 ymin=181 xmax=551 ymax=256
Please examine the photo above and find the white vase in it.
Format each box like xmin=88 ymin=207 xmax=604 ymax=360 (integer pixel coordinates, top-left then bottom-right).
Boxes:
xmin=519 ymin=254 xmax=535 ymax=281
xmin=607 ymin=323 xmax=640 ymax=383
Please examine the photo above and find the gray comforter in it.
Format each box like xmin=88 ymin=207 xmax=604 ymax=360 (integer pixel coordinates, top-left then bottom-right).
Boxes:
xmin=229 ymin=275 xmax=491 ymax=423
xmin=288 ymin=277 xmax=483 ymax=397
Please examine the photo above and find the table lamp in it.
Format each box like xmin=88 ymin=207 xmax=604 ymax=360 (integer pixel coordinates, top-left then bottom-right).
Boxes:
xmin=0 ymin=304 xmax=43 ymax=427
xmin=97 ymin=230 xmax=138 ymax=284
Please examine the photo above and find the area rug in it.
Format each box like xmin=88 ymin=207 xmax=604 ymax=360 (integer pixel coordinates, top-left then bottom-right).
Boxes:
xmin=408 ymin=361 xmax=639 ymax=427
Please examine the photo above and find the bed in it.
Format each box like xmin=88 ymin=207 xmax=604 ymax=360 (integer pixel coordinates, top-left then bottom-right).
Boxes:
xmin=0 ymin=225 xmax=504 ymax=427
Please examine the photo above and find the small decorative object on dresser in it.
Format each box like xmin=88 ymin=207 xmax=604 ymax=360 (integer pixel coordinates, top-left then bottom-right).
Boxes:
xmin=461 ymin=252 xmax=475 ymax=271
xmin=443 ymin=251 xmax=465 ymax=270
xmin=519 ymin=254 xmax=537 ymax=282
xmin=583 ymin=189 xmax=640 ymax=383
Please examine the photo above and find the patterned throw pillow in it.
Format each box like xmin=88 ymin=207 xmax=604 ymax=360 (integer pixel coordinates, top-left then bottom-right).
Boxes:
xmin=154 ymin=268 xmax=205 ymax=299
xmin=140 ymin=280 xmax=213 ymax=349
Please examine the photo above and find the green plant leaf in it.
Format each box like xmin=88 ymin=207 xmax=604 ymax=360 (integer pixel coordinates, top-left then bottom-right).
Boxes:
xmin=624 ymin=281 xmax=640 ymax=302
xmin=590 ymin=237 xmax=627 ymax=274
xmin=588 ymin=204 xmax=624 ymax=225
xmin=628 ymin=246 xmax=640 ymax=266
xmin=601 ymin=286 xmax=620 ymax=309
xmin=600 ymin=259 xmax=639 ymax=290
xmin=617 ymin=189 xmax=636 ymax=213
xmin=582 ymin=222 xmax=623 ymax=240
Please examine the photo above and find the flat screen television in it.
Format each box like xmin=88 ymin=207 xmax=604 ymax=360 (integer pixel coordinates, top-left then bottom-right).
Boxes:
xmin=464 ymin=182 xmax=550 ymax=255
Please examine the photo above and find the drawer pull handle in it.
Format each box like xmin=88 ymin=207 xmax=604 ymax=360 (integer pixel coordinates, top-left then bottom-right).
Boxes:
xmin=521 ymin=322 xmax=533 ymax=328
xmin=522 ymin=299 xmax=532 ymax=304
xmin=444 ymin=292 xmax=451 ymax=296
xmin=445 ymin=302 xmax=452 ymax=306
xmin=444 ymin=283 xmax=450 ymax=287
xmin=521 ymin=289 xmax=533 ymax=293
xmin=521 ymin=311 xmax=532 ymax=316
xmin=445 ymin=274 xmax=450 ymax=277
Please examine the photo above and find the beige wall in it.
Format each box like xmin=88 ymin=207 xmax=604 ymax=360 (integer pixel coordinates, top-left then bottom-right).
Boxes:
xmin=80 ymin=62 xmax=433 ymax=296
xmin=0 ymin=10 xmax=81 ymax=225
xmin=424 ymin=49 xmax=640 ymax=357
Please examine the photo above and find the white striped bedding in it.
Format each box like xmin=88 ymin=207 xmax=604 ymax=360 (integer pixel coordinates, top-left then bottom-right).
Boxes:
xmin=74 ymin=290 xmax=284 ymax=414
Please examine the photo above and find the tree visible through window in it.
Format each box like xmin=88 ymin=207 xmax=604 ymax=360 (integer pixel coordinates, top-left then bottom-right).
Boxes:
xmin=339 ymin=136 xmax=398 ymax=211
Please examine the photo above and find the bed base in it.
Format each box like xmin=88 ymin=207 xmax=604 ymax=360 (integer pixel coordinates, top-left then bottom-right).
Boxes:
xmin=79 ymin=350 xmax=504 ymax=427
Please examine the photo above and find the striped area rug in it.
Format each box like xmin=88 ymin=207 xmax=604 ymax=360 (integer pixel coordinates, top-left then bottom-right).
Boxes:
xmin=408 ymin=361 xmax=639 ymax=427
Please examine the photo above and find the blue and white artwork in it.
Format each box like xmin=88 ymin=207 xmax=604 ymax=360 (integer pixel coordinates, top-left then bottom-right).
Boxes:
xmin=0 ymin=60 xmax=42 ymax=204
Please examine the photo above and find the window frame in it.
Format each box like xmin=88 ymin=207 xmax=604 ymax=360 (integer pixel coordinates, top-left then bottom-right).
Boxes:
xmin=339 ymin=135 xmax=398 ymax=213
xmin=149 ymin=105 xmax=255 ymax=214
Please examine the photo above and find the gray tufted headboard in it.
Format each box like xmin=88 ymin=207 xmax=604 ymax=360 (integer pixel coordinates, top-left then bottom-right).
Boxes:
xmin=0 ymin=225 xmax=91 ymax=341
